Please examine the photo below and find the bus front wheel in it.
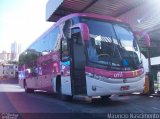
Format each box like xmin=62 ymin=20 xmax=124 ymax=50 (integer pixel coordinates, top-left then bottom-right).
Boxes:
xmin=101 ymin=95 xmax=111 ymax=101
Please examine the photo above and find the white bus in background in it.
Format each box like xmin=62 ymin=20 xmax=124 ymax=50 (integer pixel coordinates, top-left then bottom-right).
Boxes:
xmin=141 ymin=53 xmax=149 ymax=73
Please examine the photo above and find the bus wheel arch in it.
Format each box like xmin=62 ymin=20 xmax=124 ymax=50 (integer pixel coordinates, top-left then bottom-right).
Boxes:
xmin=22 ymin=79 xmax=26 ymax=88
xmin=24 ymin=79 xmax=26 ymax=88
xmin=56 ymin=75 xmax=61 ymax=93
xmin=24 ymin=79 xmax=34 ymax=93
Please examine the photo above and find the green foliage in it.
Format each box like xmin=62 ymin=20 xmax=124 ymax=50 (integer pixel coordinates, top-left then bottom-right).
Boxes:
xmin=19 ymin=49 xmax=40 ymax=65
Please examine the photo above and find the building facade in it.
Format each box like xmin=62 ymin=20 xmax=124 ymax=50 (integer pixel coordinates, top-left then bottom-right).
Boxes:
xmin=0 ymin=63 xmax=18 ymax=79
xmin=0 ymin=51 xmax=12 ymax=62
xmin=11 ymin=41 xmax=21 ymax=61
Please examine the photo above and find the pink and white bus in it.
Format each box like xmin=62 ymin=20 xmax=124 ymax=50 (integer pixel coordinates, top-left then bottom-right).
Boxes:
xmin=18 ymin=13 xmax=147 ymax=100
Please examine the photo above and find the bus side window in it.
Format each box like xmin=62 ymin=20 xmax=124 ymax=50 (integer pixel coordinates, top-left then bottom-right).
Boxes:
xmin=60 ymin=20 xmax=72 ymax=61
xmin=61 ymin=39 xmax=70 ymax=62
xmin=63 ymin=20 xmax=72 ymax=39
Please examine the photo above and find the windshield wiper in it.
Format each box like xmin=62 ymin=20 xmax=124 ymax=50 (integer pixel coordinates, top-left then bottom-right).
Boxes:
xmin=110 ymin=36 xmax=123 ymax=66
xmin=112 ymin=25 xmax=130 ymax=68
xmin=89 ymin=60 xmax=110 ymax=67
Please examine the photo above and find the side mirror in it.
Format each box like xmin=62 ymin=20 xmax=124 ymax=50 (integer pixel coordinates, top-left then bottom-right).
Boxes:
xmin=70 ymin=23 xmax=89 ymax=41
xmin=134 ymin=31 xmax=150 ymax=47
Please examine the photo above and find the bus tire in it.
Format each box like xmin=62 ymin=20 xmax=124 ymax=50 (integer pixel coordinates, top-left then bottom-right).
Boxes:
xmin=56 ymin=76 xmax=72 ymax=101
xmin=101 ymin=95 xmax=111 ymax=101
xmin=24 ymin=80 xmax=34 ymax=93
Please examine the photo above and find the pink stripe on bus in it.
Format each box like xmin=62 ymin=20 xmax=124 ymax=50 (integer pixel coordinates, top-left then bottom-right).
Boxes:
xmin=85 ymin=66 xmax=144 ymax=79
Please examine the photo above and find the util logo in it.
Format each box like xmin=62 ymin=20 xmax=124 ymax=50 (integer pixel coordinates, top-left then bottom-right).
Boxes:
xmin=114 ymin=72 xmax=123 ymax=78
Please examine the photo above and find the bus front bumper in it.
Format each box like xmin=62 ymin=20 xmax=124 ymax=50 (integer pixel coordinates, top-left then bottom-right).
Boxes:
xmin=86 ymin=75 xmax=145 ymax=96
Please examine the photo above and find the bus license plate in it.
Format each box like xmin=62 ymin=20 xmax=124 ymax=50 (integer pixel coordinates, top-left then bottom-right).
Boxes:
xmin=120 ymin=86 xmax=129 ymax=91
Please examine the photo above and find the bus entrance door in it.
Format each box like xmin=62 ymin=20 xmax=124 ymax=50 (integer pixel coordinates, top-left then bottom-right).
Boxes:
xmin=70 ymin=32 xmax=87 ymax=95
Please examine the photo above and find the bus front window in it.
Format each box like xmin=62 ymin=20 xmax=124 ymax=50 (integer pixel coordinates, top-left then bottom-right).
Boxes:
xmin=80 ymin=17 xmax=142 ymax=71
xmin=113 ymin=23 xmax=141 ymax=69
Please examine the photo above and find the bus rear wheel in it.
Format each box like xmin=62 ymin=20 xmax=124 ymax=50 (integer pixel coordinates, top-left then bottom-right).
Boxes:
xmin=24 ymin=80 xmax=34 ymax=93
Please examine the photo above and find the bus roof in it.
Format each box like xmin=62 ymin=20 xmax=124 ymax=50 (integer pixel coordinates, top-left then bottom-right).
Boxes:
xmin=55 ymin=13 xmax=122 ymax=26
xmin=39 ymin=13 xmax=122 ymax=39
xmin=27 ymin=13 xmax=123 ymax=50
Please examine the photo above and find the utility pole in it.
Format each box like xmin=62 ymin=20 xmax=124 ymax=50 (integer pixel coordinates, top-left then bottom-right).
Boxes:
xmin=147 ymin=47 xmax=154 ymax=94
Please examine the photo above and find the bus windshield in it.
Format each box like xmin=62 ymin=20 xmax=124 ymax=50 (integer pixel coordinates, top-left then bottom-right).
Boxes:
xmin=80 ymin=17 xmax=142 ymax=71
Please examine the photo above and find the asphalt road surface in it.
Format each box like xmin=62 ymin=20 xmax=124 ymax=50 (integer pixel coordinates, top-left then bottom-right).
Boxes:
xmin=0 ymin=79 xmax=160 ymax=119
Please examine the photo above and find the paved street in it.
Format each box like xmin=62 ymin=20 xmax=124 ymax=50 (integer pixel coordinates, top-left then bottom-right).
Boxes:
xmin=0 ymin=79 xmax=160 ymax=119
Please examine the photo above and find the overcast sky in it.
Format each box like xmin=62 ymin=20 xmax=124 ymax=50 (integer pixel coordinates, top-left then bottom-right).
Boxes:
xmin=0 ymin=0 xmax=53 ymax=53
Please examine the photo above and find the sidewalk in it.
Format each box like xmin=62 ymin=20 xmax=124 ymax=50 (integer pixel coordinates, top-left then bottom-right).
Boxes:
xmin=133 ymin=81 xmax=160 ymax=97
xmin=0 ymin=78 xmax=18 ymax=84
xmin=0 ymin=78 xmax=24 ymax=92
